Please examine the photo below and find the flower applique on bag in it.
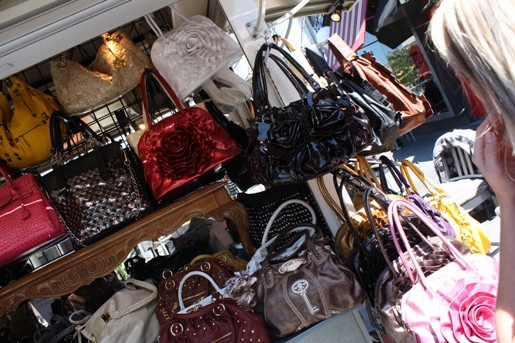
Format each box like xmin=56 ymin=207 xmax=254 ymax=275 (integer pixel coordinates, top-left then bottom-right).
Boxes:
xmin=146 ymin=10 xmax=243 ymax=100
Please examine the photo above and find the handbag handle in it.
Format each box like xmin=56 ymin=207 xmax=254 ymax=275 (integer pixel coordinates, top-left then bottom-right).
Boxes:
xmin=264 ymin=223 xmax=320 ymax=262
xmin=261 ymin=198 xmax=316 ymax=246
xmin=108 ymin=279 xmax=158 ymax=319
xmin=140 ymin=68 xmax=184 ymax=131
xmin=352 ymin=156 xmax=382 ymax=189
xmin=388 ymin=199 xmax=472 ymax=288
xmin=377 ymin=156 xmax=412 ymax=195
xmin=252 ymin=43 xmax=321 ymax=116
xmin=177 ymin=271 xmax=223 ymax=310
xmin=399 ymin=159 xmax=444 ymax=197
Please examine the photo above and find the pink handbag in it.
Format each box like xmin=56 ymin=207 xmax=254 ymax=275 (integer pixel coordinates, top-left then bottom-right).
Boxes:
xmin=388 ymin=199 xmax=498 ymax=343
xmin=0 ymin=162 xmax=67 ymax=267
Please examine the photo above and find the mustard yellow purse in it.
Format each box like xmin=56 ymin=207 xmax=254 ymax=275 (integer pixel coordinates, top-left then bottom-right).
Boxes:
xmin=400 ymin=159 xmax=491 ymax=254
xmin=0 ymin=76 xmax=62 ymax=169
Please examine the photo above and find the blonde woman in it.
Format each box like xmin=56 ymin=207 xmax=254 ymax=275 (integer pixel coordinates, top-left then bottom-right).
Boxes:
xmin=429 ymin=0 xmax=515 ymax=341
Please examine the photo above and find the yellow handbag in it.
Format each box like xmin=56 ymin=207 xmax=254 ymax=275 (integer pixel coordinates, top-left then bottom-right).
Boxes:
xmin=0 ymin=76 xmax=62 ymax=169
xmin=400 ymin=159 xmax=491 ymax=254
xmin=317 ymin=168 xmax=388 ymax=263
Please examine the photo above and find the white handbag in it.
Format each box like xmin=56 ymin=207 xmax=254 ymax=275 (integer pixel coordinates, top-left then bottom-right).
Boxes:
xmin=145 ymin=10 xmax=243 ymax=101
xmin=79 ymin=279 xmax=160 ymax=343
xmin=201 ymin=68 xmax=252 ymax=113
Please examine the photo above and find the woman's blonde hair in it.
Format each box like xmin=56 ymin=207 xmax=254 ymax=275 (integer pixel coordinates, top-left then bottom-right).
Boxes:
xmin=428 ymin=0 xmax=515 ymax=149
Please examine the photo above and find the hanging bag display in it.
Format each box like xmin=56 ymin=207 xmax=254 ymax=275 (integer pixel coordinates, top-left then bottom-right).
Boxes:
xmin=328 ymin=34 xmax=433 ymax=136
xmin=245 ymin=42 xmax=374 ymax=187
xmin=146 ymin=10 xmax=243 ymax=101
xmin=0 ymin=161 xmax=67 ymax=268
xmin=387 ymin=199 xmax=498 ymax=342
xmin=160 ymin=271 xmax=271 ymax=343
xmin=400 ymin=159 xmax=491 ymax=254
xmin=136 ymin=69 xmax=241 ymax=202
xmin=41 ymin=113 xmax=152 ymax=247
xmin=78 ymin=279 xmax=160 ymax=343
xmin=253 ymin=220 xmax=363 ymax=338
xmin=50 ymin=30 xmax=153 ymax=115
xmin=0 ymin=76 xmax=63 ymax=169
xmin=304 ymin=47 xmax=401 ymax=154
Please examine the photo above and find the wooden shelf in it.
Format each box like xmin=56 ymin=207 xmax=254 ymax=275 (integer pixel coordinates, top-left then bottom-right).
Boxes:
xmin=0 ymin=182 xmax=248 ymax=317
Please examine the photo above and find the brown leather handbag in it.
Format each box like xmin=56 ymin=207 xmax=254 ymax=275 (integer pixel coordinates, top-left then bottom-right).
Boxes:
xmin=253 ymin=223 xmax=363 ymax=338
xmin=328 ymin=34 xmax=433 ymax=136
xmin=156 ymin=257 xmax=236 ymax=324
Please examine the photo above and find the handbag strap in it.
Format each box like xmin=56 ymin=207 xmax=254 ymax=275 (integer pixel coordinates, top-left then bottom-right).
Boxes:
xmin=177 ymin=271 xmax=223 ymax=310
xmin=377 ymin=156 xmax=412 ymax=195
xmin=399 ymin=159 xmax=444 ymax=197
xmin=144 ymin=14 xmax=163 ymax=37
xmin=388 ymin=199 xmax=472 ymax=288
xmin=353 ymin=155 xmax=382 ymax=189
xmin=261 ymin=198 xmax=316 ymax=246
xmin=108 ymin=279 xmax=158 ymax=320
xmin=264 ymin=222 xmax=320 ymax=262
xmin=252 ymin=43 xmax=320 ymax=116
xmin=140 ymin=68 xmax=184 ymax=130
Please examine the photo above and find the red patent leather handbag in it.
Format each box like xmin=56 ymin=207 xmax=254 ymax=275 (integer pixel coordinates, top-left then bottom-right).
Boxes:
xmin=137 ymin=69 xmax=241 ymax=202
xmin=0 ymin=161 xmax=67 ymax=267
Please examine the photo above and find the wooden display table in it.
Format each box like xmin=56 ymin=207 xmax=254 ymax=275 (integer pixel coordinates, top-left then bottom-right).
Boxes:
xmin=0 ymin=182 xmax=248 ymax=317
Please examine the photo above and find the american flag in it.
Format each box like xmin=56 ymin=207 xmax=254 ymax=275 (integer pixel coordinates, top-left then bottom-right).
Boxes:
xmin=326 ymin=0 xmax=368 ymax=70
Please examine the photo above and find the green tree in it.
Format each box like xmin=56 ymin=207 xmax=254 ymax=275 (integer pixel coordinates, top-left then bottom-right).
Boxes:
xmin=386 ymin=44 xmax=418 ymax=88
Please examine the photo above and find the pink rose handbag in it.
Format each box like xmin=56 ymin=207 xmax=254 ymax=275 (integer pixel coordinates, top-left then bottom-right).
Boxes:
xmin=388 ymin=198 xmax=498 ymax=342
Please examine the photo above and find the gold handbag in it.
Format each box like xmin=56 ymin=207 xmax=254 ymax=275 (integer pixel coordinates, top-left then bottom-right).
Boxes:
xmin=317 ymin=168 xmax=388 ymax=263
xmin=400 ymin=159 xmax=491 ymax=254
xmin=50 ymin=30 xmax=153 ymax=115
xmin=0 ymin=76 xmax=62 ymax=169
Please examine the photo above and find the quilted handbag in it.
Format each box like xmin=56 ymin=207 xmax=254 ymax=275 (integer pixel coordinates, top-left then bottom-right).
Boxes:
xmin=41 ymin=113 xmax=152 ymax=247
xmin=0 ymin=161 xmax=67 ymax=268
xmin=253 ymin=222 xmax=363 ymax=338
xmin=0 ymin=76 xmax=63 ymax=169
xmin=137 ymin=69 xmax=241 ymax=202
xmin=400 ymin=159 xmax=491 ymax=254
xmin=328 ymin=34 xmax=434 ymax=136
xmin=245 ymin=43 xmax=374 ymax=187
xmin=50 ymin=30 xmax=152 ymax=115
xmin=146 ymin=12 xmax=243 ymax=101
xmin=160 ymin=271 xmax=271 ymax=343
xmin=388 ymin=199 xmax=498 ymax=342
xmin=79 ymin=279 xmax=160 ymax=343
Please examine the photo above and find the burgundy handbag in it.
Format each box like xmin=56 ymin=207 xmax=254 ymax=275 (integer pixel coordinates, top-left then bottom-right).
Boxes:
xmin=160 ymin=271 xmax=271 ymax=343
xmin=0 ymin=162 xmax=67 ymax=267
xmin=156 ymin=257 xmax=236 ymax=324
xmin=137 ymin=69 xmax=241 ymax=202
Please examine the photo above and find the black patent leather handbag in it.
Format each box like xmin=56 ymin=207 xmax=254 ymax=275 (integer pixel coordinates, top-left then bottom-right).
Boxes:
xmin=245 ymin=43 xmax=374 ymax=186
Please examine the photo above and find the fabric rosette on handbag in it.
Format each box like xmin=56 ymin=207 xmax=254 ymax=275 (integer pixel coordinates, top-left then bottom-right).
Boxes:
xmin=78 ymin=279 xmax=160 ymax=343
xmin=160 ymin=271 xmax=271 ymax=343
xmin=50 ymin=30 xmax=153 ymax=114
xmin=146 ymin=11 xmax=243 ymax=101
xmin=385 ymin=199 xmax=498 ymax=342
xmin=400 ymin=159 xmax=491 ymax=254
xmin=136 ymin=69 xmax=241 ymax=202
xmin=41 ymin=113 xmax=152 ymax=247
xmin=304 ymin=48 xmax=401 ymax=154
xmin=253 ymin=220 xmax=363 ymax=338
xmin=0 ymin=76 xmax=64 ymax=169
xmin=0 ymin=161 xmax=67 ymax=268
xmin=245 ymin=43 xmax=374 ymax=187
xmin=328 ymin=34 xmax=434 ymax=136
